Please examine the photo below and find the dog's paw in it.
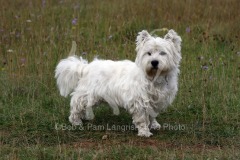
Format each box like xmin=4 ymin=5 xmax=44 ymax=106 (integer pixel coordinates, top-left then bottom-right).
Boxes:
xmin=113 ymin=107 xmax=120 ymax=115
xmin=85 ymin=114 xmax=94 ymax=120
xmin=137 ymin=129 xmax=153 ymax=137
xmin=69 ymin=118 xmax=83 ymax=126
xmin=69 ymin=114 xmax=83 ymax=126
xmin=150 ymin=121 xmax=161 ymax=130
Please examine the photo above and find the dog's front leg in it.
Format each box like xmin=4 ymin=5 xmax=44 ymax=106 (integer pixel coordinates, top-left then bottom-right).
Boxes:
xmin=150 ymin=117 xmax=161 ymax=130
xmin=69 ymin=94 xmax=86 ymax=125
xmin=132 ymin=108 xmax=152 ymax=137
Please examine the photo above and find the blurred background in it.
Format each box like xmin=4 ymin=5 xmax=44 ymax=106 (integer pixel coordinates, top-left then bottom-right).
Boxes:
xmin=0 ymin=0 xmax=239 ymax=159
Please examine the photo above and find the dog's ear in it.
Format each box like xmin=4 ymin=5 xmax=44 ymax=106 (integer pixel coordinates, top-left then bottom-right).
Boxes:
xmin=136 ymin=30 xmax=151 ymax=52
xmin=164 ymin=29 xmax=182 ymax=53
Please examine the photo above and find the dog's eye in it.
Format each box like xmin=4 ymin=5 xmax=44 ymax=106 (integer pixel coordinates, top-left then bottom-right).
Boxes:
xmin=147 ymin=52 xmax=152 ymax=56
xmin=160 ymin=51 xmax=167 ymax=55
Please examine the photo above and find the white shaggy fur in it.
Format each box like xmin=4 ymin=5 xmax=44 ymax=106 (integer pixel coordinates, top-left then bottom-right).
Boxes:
xmin=55 ymin=29 xmax=182 ymax=137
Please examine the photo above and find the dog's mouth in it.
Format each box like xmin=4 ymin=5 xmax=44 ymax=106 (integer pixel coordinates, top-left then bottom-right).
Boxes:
xmin=147 ymin=68 xmax=157 ymax=77
xmin=146 ymin=67 xmax=169 ymax=81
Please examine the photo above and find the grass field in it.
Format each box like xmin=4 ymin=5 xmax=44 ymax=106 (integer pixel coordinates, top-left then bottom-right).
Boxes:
xmin=0 ymin=0 xmax=240 ymax=159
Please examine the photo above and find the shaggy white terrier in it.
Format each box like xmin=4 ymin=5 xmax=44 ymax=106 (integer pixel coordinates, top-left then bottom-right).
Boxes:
xmin=55 ymin=29 xmax=182 ymax=137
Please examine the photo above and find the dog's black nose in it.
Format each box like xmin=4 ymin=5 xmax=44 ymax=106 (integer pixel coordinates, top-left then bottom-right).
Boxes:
xmin=151 ymin=60 xmax=159 ymax=68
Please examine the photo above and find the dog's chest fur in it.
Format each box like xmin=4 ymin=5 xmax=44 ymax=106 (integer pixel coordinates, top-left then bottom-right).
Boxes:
xmin=146 ymin=74 xmax=176 ymax=113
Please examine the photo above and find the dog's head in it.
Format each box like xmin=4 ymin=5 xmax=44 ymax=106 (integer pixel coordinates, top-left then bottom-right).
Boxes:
xmin=135 ymin=29 xmax=182 ymax=81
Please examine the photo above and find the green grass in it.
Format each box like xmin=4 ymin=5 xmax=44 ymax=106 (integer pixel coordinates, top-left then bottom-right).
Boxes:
xmin=0 ymin=0 xmax=240 ymax=159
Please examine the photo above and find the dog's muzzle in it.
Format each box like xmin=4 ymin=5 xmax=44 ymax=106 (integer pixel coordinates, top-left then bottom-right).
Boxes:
xmin=146 ymin=60 xmax=159 ymax=79
xmin=151 ymin=60 xmax=159 ymax=69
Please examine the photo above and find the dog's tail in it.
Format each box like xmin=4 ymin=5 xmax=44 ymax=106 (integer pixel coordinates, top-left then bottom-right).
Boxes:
xmin=55 ymin=41 xmax=88 ymax=97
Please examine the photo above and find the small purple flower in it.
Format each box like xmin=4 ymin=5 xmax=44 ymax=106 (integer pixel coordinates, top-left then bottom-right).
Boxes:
xmin=42 ymin=0 xmax=46 ymax=8
xmin=201 ymin=65 xmax=208 ymax=70
xmin=72 ymin=18 xmax=77 ymax=25
xmin=186 ymin=27 xmax=191 ymax=33
xmin=21 ymin=58 xmax=26 ymax=65
xmin=82 ymin=52 xmax=87 ymax=55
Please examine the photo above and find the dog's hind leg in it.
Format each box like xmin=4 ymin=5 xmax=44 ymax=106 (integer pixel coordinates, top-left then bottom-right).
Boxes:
xmin=84 ymin=95 xmax=101 ymax=120
xmin=112 ymin=106 xmax=120 ymax=115
xmin=108 ymin=102 xmax=120 ymax=115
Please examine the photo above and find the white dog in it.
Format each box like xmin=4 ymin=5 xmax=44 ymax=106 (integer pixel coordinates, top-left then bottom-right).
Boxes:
xmin=55 ymin=29 xmax=182 ymax=137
